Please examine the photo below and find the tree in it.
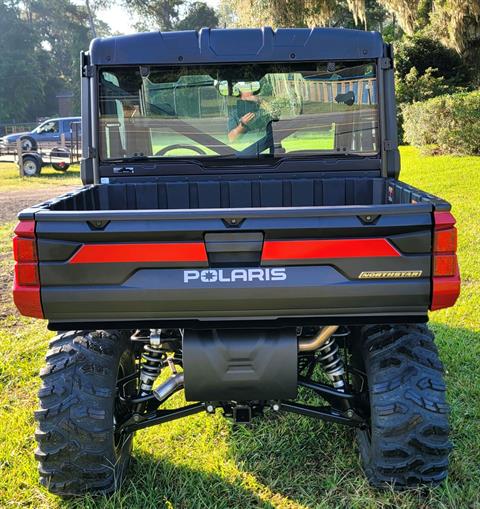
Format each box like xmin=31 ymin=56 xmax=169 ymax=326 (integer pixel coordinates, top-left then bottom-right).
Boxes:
xmin=395 ymin=35 xmax=469 ymax=84
xmin=0 ymin=0 xmax=110 ymax=123
xmin=85 ymin=0 xmax=97 ymax=38
xmin=220 ymin=0 xmax=480 ymax=83
xmin=396 ymin=66 xmax=457 ymax=105
xmin=123 ymin=0 xmax=184 ymax=30
xmin=175 ymin=2 xmax=219 ymax=30
xmin=84 ymin=0 xmax=118 ymax=37
xmin=327 ymin=0 xmax=388 ymax=30
xmin=124 ymin=0 xmax=219 ymax=32
xmin=0 ymin=2 xmax=47 ymax=122
xmin=427 ymin=1 xmax=480 ymax=75
xmin=220 ymin=0 xmax=389 ymax=31
xmin=25 ymin=0 xmax=93 ymax=114
xmin=217 ymin=1 xmax=236 ymax=27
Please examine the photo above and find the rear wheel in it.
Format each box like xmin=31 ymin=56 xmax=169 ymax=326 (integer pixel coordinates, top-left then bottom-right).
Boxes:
xmin=35 ymin=330 xmax=136 ymax=496
xmin=353 ymin=324 xmax=451 ymax=488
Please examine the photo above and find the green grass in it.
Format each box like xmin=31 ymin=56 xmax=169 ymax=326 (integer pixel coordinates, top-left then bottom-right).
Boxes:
xmin=281 ymin=128 xmax=335 ymax=152
xmin=0 ymin=163 xmax=80 ymax=190
xmin=151 ymin=127 xmax=335 ymax=156
xmin=0 ymin=147 xmax=479 ymax=508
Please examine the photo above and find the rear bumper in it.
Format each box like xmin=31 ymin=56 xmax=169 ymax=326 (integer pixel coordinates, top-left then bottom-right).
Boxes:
xmin=42 ymin=266 xmax=430 ymax=326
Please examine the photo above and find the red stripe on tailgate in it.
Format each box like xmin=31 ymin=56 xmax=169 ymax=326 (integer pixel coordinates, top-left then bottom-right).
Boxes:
xmin=69 ymin=242 xmax=208 ymax=264
xmin=262 ymin=239 xmax=401 ymax=261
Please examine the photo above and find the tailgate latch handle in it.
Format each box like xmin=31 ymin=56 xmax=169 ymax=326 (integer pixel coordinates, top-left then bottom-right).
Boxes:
xmin=204 ymin=231 xmax=264 ymax=266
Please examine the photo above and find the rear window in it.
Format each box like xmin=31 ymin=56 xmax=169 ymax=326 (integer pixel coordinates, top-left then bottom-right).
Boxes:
xmin=98 ymin=61 xmax=379 ymax=162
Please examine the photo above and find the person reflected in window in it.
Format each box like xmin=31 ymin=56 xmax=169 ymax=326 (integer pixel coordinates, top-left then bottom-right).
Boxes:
xmin=227 ymin=84 xmax=274 ymax=155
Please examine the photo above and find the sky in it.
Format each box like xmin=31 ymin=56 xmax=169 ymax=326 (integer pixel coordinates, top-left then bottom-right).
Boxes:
xmin=97 ymin=0 xmax=221 ymax=35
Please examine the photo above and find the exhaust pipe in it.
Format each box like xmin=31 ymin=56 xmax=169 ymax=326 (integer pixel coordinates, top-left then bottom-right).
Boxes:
xmin=298 ymin=325 xmax=339 ymax=352
xmin=153 ymin=373 xmax=184 ymax=404
xmin=153 ymin=327 xmax=338 ymax=403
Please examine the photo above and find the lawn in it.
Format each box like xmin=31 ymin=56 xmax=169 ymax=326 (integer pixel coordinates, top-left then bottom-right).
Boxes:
xmin=0 ymin=163 xmax=80 ymax=190
xmin=151 ymin=127 xmax=335 ymax=155
xmin=0 ymin=147 xmax=479 ymax=508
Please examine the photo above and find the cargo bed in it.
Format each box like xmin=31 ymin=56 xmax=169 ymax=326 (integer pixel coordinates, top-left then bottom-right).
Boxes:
xmin=15 ymin=175 xmax=453 ymax=329
xmin=30 ymin=175 xmax=444 ymax=212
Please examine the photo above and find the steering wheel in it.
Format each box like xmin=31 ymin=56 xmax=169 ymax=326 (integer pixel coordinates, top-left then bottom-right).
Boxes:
xmin=155 ymin=144 xmax=208 ymax=156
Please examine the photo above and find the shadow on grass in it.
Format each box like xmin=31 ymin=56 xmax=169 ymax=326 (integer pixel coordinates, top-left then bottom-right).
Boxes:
xmin=225 ymin=323 xmax=480 ymax=507
xmin=56 ymin=323 xmax=479 ymax=509
xmin=226 ymin=393 xmax=361 ymax=506
xmin=35 ymin=166 xmax=80 ymax=181
xmin=58 ymin=451 xmax=275 ymax=509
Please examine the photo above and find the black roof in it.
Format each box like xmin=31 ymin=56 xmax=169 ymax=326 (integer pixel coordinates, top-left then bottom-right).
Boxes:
xmin=89 ymin=27 xmax=385 ymax=66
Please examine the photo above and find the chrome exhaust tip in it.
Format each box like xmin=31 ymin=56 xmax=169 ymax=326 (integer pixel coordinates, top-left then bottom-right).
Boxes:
xmin=153 ymin=373 xmax=184 ymax=403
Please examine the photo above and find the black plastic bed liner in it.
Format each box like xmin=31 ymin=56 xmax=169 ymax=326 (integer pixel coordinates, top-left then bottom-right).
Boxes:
xmin=38 ymin=176 xmax=445 ymax=213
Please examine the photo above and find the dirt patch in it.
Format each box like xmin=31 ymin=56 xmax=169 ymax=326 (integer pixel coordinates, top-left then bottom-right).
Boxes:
xmin=0 ymin=186 xmax=74 ymax=223
xmin=0 ymin=186 xmax=74 ymax=320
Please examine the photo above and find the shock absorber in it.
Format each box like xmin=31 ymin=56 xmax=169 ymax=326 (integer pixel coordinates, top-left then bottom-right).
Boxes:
xmin=317 ymin=332 xmax=347 ymax=391
xmin=139 ymin=329 xmax=165 ymax=397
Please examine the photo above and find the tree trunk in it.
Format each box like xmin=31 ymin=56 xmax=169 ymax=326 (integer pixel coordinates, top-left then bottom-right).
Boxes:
xmin=85 ymin=0 xmax=97 ymax=38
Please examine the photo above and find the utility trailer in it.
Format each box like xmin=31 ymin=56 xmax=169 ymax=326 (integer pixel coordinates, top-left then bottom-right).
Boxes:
xmin=13 ymin=28 xmax=460 ymax=495
xmin=0 ymin=119 xmax=81 ymax=176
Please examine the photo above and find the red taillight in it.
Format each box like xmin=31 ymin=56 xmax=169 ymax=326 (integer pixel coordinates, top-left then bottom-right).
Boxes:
xmin=434 ymin=227 xmax=457 ymax=253
xmin=431 ymin=211 xmax=460 ymax=311
xmin=433 ymin=254 xmax=456 ymax=277
xmin=14 ymin=220 xmax=35 ymax=238
xmin=15 ymin=263 xmax=40 ymax=286
xmin=12 ymin=284 xmax=43 ymax=318
xmin=13 ymin=236 xmax=37 ymax=263
xmin=431 ymin=267 xmax=461 ymax=311
xmin=12 ymin=220 xmax=43 ymax=318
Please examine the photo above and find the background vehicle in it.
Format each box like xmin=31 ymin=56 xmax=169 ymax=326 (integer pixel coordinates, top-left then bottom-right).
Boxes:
xmin=0 ymin=117 xmax=81 ymax=176
xmin=0 ymin=116 xmax=81 ymax=152
xmin=20 ymin=141 xmax=80 ymax=176
xmin=12 ymin=28 xmax=460 ymax=496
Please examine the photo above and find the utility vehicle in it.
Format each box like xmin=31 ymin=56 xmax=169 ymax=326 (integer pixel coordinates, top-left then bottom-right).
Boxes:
xmin=12 ymin=28 xmax=460 ymax=495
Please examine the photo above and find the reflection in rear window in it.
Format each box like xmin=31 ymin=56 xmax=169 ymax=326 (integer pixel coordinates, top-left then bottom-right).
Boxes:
xmin=99 ymin=62 xmax=379 ymax=161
